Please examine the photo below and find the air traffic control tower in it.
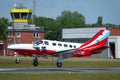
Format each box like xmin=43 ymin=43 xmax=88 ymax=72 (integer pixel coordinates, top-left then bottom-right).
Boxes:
xmin=7 ymin=5 xmax=44 ymax=45
xmin=6 ymin=5 xmax=44 ymax=55
xmin=10 ymin=6 xmax=32 ymax=29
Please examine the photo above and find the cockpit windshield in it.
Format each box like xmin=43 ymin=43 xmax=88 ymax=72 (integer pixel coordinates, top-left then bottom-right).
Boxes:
xmin=34 ymin=40 xmax=43 ymax=45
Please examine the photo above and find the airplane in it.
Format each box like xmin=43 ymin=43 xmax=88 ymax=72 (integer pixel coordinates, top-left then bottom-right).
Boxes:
xmin=7 ymin=29 xmax=110 ymax=67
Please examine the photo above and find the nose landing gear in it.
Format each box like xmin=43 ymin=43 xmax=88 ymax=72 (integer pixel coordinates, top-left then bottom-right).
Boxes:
xmin=15 ymin=57 xmax=20 ymax=64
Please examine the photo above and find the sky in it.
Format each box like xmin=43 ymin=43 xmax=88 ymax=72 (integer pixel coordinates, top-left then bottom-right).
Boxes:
xmin=0 ymin=0 xmax=120 ymax=24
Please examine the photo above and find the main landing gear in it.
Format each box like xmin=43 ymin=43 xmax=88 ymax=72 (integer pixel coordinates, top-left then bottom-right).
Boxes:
xmin=32 ymin=55 xmax=64 ymax=67
xmin=57 ymin=62 xmax=63 ymax=68
xmin=33 ymin=56 xmax=39 ymax=66
xmin=56 ymin=55 xmax=63 ymax=68
xmin=14 ymin=54 xmax=63 ymax=68
xmin=15 ymin=56 xmax=39 ymax=66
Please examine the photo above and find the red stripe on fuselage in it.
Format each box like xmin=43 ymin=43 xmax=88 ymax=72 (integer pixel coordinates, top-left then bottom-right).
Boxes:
xmin=13 ymin=49 xmax=56 ymax=56
xmin=80 ymin=30 xmax=104 ymax=48
xmin=81 ymin=37 xmax=108 ymax=51
xmin=74 ymin=37 xmax=108 ymax=57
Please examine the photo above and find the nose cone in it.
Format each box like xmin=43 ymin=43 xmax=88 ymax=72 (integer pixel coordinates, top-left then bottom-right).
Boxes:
xmin=7 ymin=44 xmax=16 ymax=50
xmin=8 ymin=44 xmax=33 ymax=50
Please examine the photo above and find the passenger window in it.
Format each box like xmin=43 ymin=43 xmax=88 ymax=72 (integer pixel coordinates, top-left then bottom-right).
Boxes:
xmin=52 ymin=43 xmax=56 ymax=46
xmin=58 ymin=43 xmax=62 ymax=46
xmin=35 ymin=40 xmax=43 ymax=45
xmin=44 ymin=41 xmax=49 ymax=45
xmin=64 ymin=44 xmax=68 ymax=47
xmin=69 ymin=45 xmax=72 ymax=48
xmin=73 ymin=46 xmax=76 ymax=48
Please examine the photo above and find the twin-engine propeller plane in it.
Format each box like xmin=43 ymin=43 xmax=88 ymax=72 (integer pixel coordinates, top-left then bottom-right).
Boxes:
xmin=8 ymin=29 xmax=110 ymax=67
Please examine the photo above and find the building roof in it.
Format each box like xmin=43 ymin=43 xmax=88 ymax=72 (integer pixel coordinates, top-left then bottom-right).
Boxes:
xmin=7 ymin=26 xmax=44 ymax=32
xmin=62 ymin=27 xmax=106 ymax=39
xmin=62 ymin=27 xmax=120 ymax=39
xmin=108 ymin=27 xmax=120 ymax=36
xmin=10 ymin=8 xmax=32 ymax=13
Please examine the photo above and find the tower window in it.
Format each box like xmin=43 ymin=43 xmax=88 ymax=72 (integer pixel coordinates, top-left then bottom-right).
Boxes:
xmin=16 ymin=32 xmax=21 ymax=38
xmin=28 ymin=13 xmax=32 ymax=19
xmin=21 ymin=13 xmax=27 ymax=19
xmin=33 ymin=32 xmax=39 ymax=38
xmin=14 ymin=13 xmax=20 ymax=19
xmin=8 ymin=32 xmax=13 ymax=37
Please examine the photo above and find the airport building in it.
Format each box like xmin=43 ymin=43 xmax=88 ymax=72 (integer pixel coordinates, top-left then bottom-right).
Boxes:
xmin=62 ymin=27 xmax=120 ymax=59
xmin=0 ymin=41 xmax=4 ymax=55
xmin=0 ymin=6 xmax=44 ymax=56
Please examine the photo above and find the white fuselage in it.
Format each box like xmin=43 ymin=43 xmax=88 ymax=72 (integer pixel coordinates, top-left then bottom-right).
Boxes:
xmin=8 ymin=40 xmax=83 ymax=56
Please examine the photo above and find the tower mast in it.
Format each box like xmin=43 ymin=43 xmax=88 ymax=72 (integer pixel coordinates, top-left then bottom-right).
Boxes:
xmin=32 ymin=0 xmax=36 ymax=24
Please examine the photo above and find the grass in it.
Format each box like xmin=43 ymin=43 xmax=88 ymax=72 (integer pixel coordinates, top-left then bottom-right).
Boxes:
xmin=0 ymin=56 xmax=120 ymax=80
xmin=0 ymin=73 xmax=120 ymax=80
xmin=0 ymin=56 xmax=120 ymax=68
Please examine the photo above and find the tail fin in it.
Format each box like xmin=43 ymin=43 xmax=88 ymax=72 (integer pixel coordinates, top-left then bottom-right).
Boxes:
xmin=79 ymin=29 xmax=110 ymax=49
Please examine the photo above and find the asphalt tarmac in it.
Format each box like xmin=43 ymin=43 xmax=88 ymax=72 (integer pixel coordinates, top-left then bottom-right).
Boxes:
xmin=0 ymin=68 xmax=120 ymax=73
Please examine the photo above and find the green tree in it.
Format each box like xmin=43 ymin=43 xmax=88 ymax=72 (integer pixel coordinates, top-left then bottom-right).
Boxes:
xmin=96 ymin=16 xmax=102 ymax=27
xmin=34 ymin=11 xmax=85 ymax=40
xmin=0 ymin=18 xmax=7 ymax=40
xmin=71 ymin=11 xmax=85 ymax=27
xmin=56 ymin=10 xmax=85 ymax=28
xmin=54 ymin=10 xmax=85 ymax=40
xmin=34 ymin=16 xmax=59 ymax=40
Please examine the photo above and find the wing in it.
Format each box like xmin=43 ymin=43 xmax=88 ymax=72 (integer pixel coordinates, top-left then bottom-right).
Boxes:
xmin=55 ymin=49 xmax=76 ymax=59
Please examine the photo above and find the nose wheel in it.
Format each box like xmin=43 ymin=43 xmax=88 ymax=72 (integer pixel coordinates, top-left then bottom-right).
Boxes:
xmin=33 ymin=56 xmax=39 ymax=66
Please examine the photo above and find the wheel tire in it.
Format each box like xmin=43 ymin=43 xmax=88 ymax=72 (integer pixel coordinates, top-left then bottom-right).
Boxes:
xmin=33 ymin=60 xmax=39 ymax=66
xmin=15 ymin=59 xmax=20 ymax=64
xmin=57 ymin=62 xmax=62 ymax=68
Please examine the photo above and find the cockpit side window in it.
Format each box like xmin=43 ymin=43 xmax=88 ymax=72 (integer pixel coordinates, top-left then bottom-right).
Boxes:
xmin=35 ymin=40 xmax=43 ymax=45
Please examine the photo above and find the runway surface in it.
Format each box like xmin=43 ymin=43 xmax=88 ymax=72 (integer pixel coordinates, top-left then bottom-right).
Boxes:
xmin=0 ymin=68 xmax=120 ymax=73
